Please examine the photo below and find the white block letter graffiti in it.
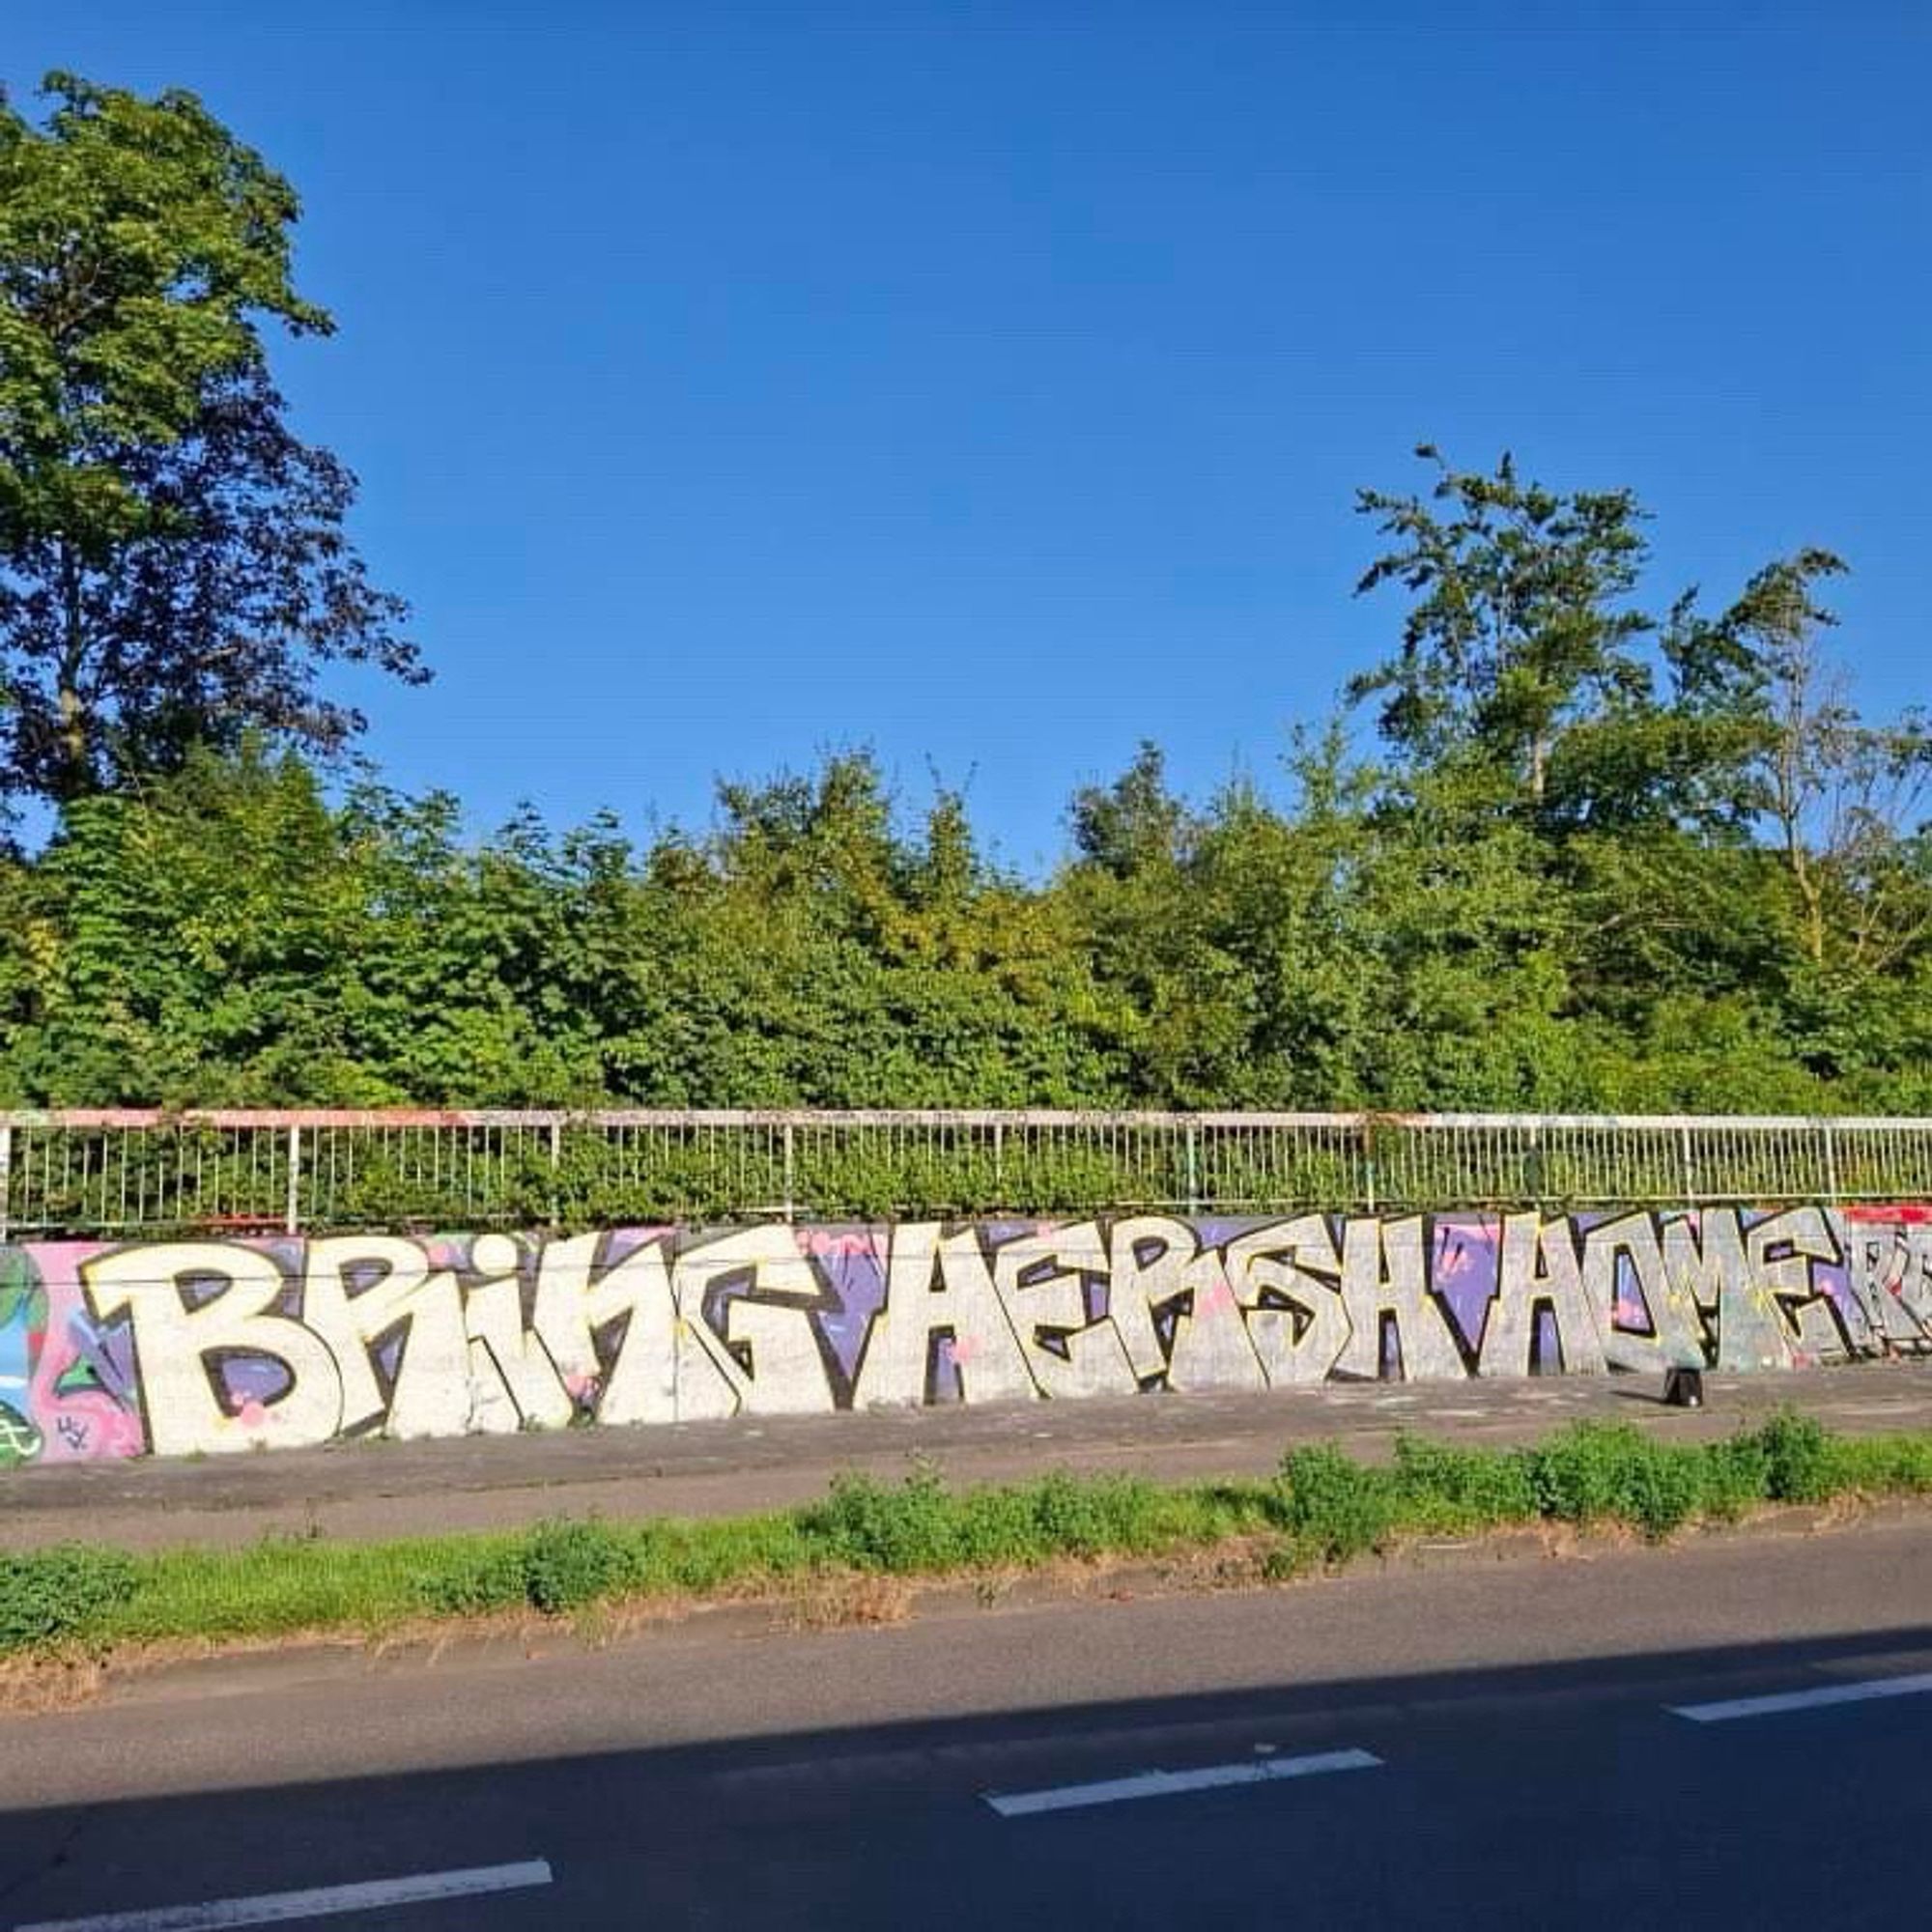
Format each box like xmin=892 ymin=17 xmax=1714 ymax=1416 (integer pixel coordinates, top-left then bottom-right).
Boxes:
xmin=83 ymin=1242 xmax=342 ymax=1456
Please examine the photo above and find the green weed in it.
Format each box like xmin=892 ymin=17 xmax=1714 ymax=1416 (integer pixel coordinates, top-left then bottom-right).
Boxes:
xmin=0 ymin=1546 xmax=138 ymax=1650
xmin=8 ymin=1411 xmax=1931 ymax=1662
xmin=1277 ymin=1443 xmax=1399 ymax=1562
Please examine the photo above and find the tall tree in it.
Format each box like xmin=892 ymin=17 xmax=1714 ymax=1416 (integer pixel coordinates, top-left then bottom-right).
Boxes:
xmin=1068 ymin=740 xmax=1193 ymax=877
xmin=0 ymin=72 xmax=422 ymax=803
xmin=1716 ymin=551 xmax=1932 ymax=977
xmin=1349 ymin=446 xmax=1652 ymax=805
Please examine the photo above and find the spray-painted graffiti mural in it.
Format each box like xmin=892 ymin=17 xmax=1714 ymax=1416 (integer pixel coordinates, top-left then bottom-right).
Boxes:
xmin=2 ymin=1207 xmax=1929 ymax=1463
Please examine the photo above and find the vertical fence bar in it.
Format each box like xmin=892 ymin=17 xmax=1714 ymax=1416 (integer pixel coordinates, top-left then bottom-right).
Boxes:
xmin=0 ymin=1122 xmax=11 ymax=1242
xmin=284 ymin=1123 xmax=302 ymax=1235
xmin=782 ymin=1120 xmax=796 ymax=1225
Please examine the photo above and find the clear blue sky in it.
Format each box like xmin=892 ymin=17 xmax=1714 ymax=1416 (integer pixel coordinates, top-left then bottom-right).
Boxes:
xmin=8 ymin=4 xmax=1928 ymax=869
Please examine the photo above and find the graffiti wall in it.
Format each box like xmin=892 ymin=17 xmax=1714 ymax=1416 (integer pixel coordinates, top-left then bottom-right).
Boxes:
xmin=2 ymin=1208 xmax=1930 ymax=1463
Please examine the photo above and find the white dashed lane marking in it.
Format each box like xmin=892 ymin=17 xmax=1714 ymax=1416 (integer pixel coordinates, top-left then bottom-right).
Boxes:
xmin=1669 ymin=1671 xmax=1932 ymax=1724
xmin=983 ymin=1747 xmax=1383 ymax=1816
xmin=13 ymin=1858 xmax=554 ymax=1931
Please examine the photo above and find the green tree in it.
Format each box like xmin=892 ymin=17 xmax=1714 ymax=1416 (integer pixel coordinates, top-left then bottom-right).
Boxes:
xmin=0 ymin=72 xmax=421 ymax=803
xmin=3 ymin=744 xmax=377 ymax=1102
xmin=1349 ymin=446 xmax=1653 ymax=807
xmin=1709 ymin=552 xmax=1932 ymax=978
xmin=1068 ymin=740 xmax=1194 ymax=878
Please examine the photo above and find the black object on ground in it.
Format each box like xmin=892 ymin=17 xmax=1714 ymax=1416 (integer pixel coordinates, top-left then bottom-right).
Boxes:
xmin=1663 ymin=1368 xmax=1706 ymax=1408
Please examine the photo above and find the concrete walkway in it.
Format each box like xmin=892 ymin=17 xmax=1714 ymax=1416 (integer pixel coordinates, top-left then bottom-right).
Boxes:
xmin=6 ymin=1361 xmax=1932 ymax=1552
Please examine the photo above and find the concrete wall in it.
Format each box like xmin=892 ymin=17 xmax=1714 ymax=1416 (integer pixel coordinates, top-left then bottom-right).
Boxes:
xmin=4 ymin=1207 xmax=1931 ymax=1463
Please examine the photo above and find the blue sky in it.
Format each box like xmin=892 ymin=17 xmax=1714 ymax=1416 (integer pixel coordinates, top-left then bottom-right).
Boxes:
xmin=7 ymin=4 xmax=1928 ymax=869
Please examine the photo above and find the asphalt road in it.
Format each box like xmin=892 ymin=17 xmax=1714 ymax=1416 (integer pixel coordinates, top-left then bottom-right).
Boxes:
xmin=2 ymin=1516 xmax=1930 ymax=1928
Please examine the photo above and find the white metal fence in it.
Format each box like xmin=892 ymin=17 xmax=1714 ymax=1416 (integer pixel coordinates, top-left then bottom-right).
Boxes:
xmin=3 ymin=1110 xmax=1930 ymax=1237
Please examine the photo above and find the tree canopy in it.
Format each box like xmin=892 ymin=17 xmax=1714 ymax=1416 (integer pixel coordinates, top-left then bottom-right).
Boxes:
xmin=3 ymin=445 xmax=1926 ymax=1115
xmin=0 ymin=71 xmax=421 ymax=804
xmin=0 ymin=72 xmax=1921 ymax=1114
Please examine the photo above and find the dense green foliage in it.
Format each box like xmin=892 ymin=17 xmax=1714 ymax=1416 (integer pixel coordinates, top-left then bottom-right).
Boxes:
xmin=0 ymin=72 xmax=418 ymax=805
xmin=1 ymin=74 xmax=1923 ymax=1114
xmin=7 ymin=1416 xmax=1931 ymax=1659
xmin=1 ymin=448 xmax=1926 ymax=1114
xmin=0 ymin=1542 xmax=138 ymax=1649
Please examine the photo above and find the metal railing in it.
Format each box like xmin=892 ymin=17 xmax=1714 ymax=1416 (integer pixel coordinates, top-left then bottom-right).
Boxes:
xmin=2 ymin=1110 xmax=1930 ymax=1237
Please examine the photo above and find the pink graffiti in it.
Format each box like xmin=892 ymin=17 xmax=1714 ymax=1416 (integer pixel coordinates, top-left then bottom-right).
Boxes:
xmin=1194 ymin=1270 xmax=1236 ymax=1315
xmin=801 ymin=1228 xmax=879 ymax=1260
xmin=26 ymin=1248 xmax=146 ymax=1463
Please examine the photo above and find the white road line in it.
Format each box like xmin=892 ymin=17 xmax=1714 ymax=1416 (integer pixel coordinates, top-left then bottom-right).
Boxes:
xmin=1670 ymin=1671 xmax=1932 ymax=1724
xmin=13 ymin=1858 xmax=554 ymax=1932
xmin=983 ymin=1748 xmax=1382 ymax=1817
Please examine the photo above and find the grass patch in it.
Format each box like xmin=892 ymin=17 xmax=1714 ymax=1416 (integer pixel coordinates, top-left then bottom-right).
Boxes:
xmin=6 ymin=1412 xmax=1932 ymax=1663
xmin=1277 ymin=1444 xmax=1401 ymax=1562
xmin=0 ymin=1546 xmax=139 ymax=1650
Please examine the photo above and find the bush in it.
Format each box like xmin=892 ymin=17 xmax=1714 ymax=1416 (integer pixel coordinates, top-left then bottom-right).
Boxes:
xmin=1278 ymin=1444 xmax=1398 ymax=1563
xmin=418 ymin=1539 xmax=529 ymax=1615
xmin=1391 ymin=1435 xmax=1540 ymax=1526
xmin=0 ymin=1545 xmax=140 ymax=1651
xmin=951 ymin=1483 xmax=1051 ymax=1567
xmin=1752 ymin=1411 xmax=1834 ymax=1504
xmin=1028 ymin=1470 xmax=1164 ymax=1558
xmin=789 ymin=1464 xmax=1178 ymax=1575
xmin=1694 ymin=1433 xmax=1773 ymax=1521
xmin=1514 ymin=1422 xmax=1712 ymax=1540
xmin=796 ymin=1463 xmax=959 ymax=1573
xmin=418 ymin=1520 xmax=639 ymax=1617
xmin=520 ymin=1519 xmax=634 ymax=1614
xmin=1520 ymin=1422 xmax=1645 ymax=1522
xmin=1616 ymin=1443 xmax=1707 ymax=1540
